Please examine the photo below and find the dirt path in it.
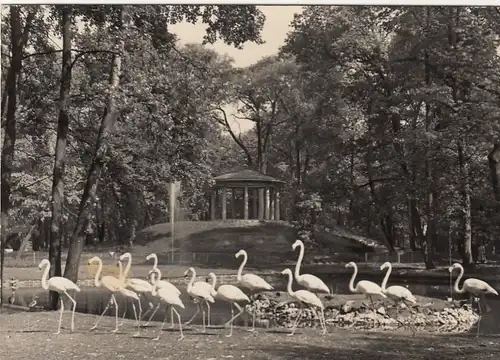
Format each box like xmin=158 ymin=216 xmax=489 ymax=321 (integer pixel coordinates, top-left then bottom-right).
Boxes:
xmin=1 ymin=312 xmax=499 ymax=360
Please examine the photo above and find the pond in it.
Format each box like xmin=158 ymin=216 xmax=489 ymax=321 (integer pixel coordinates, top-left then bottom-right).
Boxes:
xmin=4 ymin=273 xmax=500 ymax=336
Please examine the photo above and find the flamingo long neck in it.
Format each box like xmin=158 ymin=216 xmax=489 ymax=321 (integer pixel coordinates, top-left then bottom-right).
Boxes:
xmin=285 ymin=271 xmax=295 ymax=296
xmin=453 ymin=266 xmax=465 ymax=294
xmin=117 ymin=261 xmax=124 ymax=283
xmin=381 ymin=264 xmax=392 ymax=291
xmin=153 ymin=269 xmax=161 ymax=286
xmin=294 ymin=243 xmax=304 ymax=279
xmin=152 ymin=254 xmax=158 ymax=269
xmin=93 ymin=259 xmax=103 ymax=287
xmin=40 ymin=262 xmax=50 ymax=290
xmin=236 ymin=252 xmax=247 ymax=281
xmin=210 ymin=273 xmax=217 ymax=289
xmin=187 ymin=269 xmax=196 ymax=292
xmin=348 ymin=264 xmax=358 ymax=293
xmin=123 ymin=254 xmax=132 ymax=279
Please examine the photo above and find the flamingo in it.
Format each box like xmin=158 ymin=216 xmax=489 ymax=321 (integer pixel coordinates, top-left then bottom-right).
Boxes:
xmin=116 ymin=260 xmax=142 ymax=336
xmin=149 ymin=268 xmax=185 ymax=341
xmin=88 ymin=256 xmax=123 ymax=332
xmin=380 ymin=262 xmax=417 ymax=309
xmin=235 ymin=249 xmax=274 ymax=331
xmin=143 ymin=253 xmax=181 ymax=327
xmin=38 ymin=259 xmax=81 ymax=334
xmin=281 ymin=268 xmax=326 ymax=336
xmin=292 ymin=240 xmax=330 ymax=295
xmin=449 ymin=262 xmax=498 ymax=336
xmin=184 ymin=267 xmax=215 ymax=332
xmin=209 ymin=272 xmax=251 ymax=337
xmin=346 ymin=261 xmax=386 ymax=309
xmin=119 ymin=252 xmax=156 ymax=324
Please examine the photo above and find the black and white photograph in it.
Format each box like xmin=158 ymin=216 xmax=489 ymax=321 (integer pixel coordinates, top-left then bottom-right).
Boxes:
xmin=1 ymin=3 xmax=500 ymax=359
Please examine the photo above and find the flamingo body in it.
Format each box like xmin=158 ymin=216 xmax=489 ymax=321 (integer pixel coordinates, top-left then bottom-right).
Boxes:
xmin=449 ymin=263 xmax=498 ymax=296
xmin=346 ymin=261 xmax=386 ymax=306
xmin=184 ymin=267 xmax=215 ymax=332
xmin=215 ymin=284 xmax=251 ymax=303
xmin=38 ymin=259 xmax=80 ymax=334
xmin=281 ymin=268 xmax=326 ymax=336
xmin=292 ymin=240 xmax=330 ymax=294
xmin=150 ymin=270 xmax=185 ymax=341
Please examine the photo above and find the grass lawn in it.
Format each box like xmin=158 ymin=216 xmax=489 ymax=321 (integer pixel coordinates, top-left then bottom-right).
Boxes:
xmin=1 ymin=311 xmax=499 ymax=360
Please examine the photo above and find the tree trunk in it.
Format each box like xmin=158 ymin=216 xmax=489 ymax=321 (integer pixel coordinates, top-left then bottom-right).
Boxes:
xmin=49 ymin=7 xmax=73 ymax=310
xmin=458 ymin=139 xmax=474 ymax=269
xmin=1 ymin=7 xmax=25 ymax=304
xmin=64 ymin=7 xmax=127 ymax=282
xmin=488 ymin=143 xmax=500 ymax=203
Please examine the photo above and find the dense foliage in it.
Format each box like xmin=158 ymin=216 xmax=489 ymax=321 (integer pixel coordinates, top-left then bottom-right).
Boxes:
xmin=2 ymin=5 xmax=500 ymax=286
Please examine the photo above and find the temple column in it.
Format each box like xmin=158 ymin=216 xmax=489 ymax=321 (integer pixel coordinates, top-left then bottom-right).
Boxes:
xmin=243 ymin=187 xmax=249 ymax=220
xmin=264 ymin=187 xmax=270 ymax=220
xmin=269 ymin=189 xmax=276 ymax=220
xmin=252 ymin=189 xmax=257 ymax=219
xmin=221 ymin=187 xmax=227 ymax=220
xmin=275 ymin=189 xmax=280 ymax=220
xmin=258 ymin=189 xmax=264 ymax=219
xmin=231 ymin=188 xmax=236 ymax=219
xmin=210 ymin=190 xmax=216 ymax=220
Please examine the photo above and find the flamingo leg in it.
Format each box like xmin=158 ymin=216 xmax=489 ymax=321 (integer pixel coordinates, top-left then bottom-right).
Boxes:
xmin=120 ymin=298 xmax=127 ymax=326
xmin=145 ymin=303 xmax=161 ymax=325
xmin=153 ymin=304 xmax=168 ymax=341
xmin=226 ymin=303 xmax=234 ymax=337
xmin=131 ymin=302 xmax=140 ymax=337
xmin=369 ymin=295 xmax=375 ymax=310
xmin=314 ymin=307 xmax=326 ymax=335
xmin=184 ymin=301 xmax=200 ymax=325
xmin=288 ymin=306 xmax=304 ymax=336
xmin=64 ymin=291 xmax=77 ymax=333
xmin=201 ymin=302 xmax=206 ymax=332
xmin=136 ymin=297 xmax=143 ymax=327
xmin=173 ymin=307 xmax=184 ymax=341
xmin=225 ymin=302 xmax=245 ymax=337
xmin=205 ymin=301 xmax=211 ymax=327
xmin=111 ymin=294 xmax=119 ymax=333
xmin=55 ymin=297 xmax=64 ymax=335
xmin=91 ymin=294 xmax=113 ymax=330
xmin=141 ymin=301 xmax=155 ymax=322
xmin=170 ymin=306 xmax=175 ymax=328
xmin=476 ymin=297 xmax=483 ymax=338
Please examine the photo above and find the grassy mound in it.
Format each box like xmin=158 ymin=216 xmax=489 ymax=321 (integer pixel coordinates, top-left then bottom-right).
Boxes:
xmin=132 ymin=220 xmax=386 ymax=268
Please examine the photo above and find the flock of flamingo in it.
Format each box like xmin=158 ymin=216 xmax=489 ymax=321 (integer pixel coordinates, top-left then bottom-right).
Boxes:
xmin=37 ymin=239 xmax=498 ymax=339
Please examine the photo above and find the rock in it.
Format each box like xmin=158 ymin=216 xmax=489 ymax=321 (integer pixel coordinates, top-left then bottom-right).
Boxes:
xmin=342 ymin=301 xmax=354 ymax=314
xmin=376 ymin=306 xmax=385 ymax=315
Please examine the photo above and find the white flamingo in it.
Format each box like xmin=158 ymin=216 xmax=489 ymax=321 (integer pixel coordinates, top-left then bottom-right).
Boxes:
xmin=449 ymin=262 xmax=498 ymax=336
xmin=235 ymin=249 xmax=274 ymax=331
xmin=119 ymin=252 xmax=156 ymax=324
xmin=88 ymin=256 xmax=123 ymax=332
xmin=380 ymin=262 xmax=417 ymax=311
xmin=346 ymin=261 xmax=386 ymax=309
xmin=292 ymin=240 xmax=330 ymax=294
xmin=184 ymin=267 xmax=215 ymax=332
xmin=116 ymin=260 xmax=142 ymax=336
xmin=281 ymin=268 xmax=326 ymax=336
xmin=150 ymin=268 xmax=185 ymax=341
xmin=210 ymin=272 xmax=251 ymax=337
xmin=38 ymin=259 xmax=81 ymax=334
xmin=143 ymin=253 xmax=181 ymax=327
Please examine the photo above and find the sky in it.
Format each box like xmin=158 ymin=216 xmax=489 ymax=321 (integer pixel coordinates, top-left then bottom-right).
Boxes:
xmin=170 ymin=5 xmax=303 ymax=133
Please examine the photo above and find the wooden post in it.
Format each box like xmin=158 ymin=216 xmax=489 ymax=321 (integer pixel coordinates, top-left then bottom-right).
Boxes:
xmin=221 ymin=187 xmax=227 ymax=220
xmin=243 ymin=186 xmax=249 ymax=220
xmin=264 ymin=187 xmax=270 ymax=220
xmin=275 ymin=189 xmax=280 ymax=221
xmin=210 ymin=190 xmax=216 ymax=220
